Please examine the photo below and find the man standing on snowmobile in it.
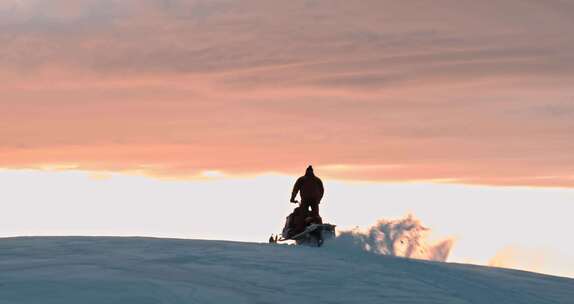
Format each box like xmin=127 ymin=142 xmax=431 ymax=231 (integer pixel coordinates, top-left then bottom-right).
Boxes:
xmin=290 ymin=165 xmax=324 ymax=218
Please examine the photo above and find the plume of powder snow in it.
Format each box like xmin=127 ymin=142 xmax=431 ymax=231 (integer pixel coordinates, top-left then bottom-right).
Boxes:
xmin=330 ymin=215 xmax=454 ymax=262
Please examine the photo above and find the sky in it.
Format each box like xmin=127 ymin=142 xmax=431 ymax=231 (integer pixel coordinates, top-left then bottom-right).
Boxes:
xmin=0 ymin=1 xmax=573 ymax=277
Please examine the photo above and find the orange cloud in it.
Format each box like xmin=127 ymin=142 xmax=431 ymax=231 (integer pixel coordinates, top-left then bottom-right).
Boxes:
xmin=0 ymin=0 xmax=573 ymax=186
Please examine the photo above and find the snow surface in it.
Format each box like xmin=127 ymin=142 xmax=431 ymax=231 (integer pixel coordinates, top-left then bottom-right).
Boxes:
xmin=0 ymin=237 xmax=572 ymax=304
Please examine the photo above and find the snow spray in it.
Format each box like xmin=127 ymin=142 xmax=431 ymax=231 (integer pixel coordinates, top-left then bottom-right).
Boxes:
xmin=331 ymin=215 xmax=454 ymax=262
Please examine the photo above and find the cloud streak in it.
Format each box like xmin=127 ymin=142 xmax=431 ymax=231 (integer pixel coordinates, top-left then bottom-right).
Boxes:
xmin=0 ymin=0 xmax=573 ymax=186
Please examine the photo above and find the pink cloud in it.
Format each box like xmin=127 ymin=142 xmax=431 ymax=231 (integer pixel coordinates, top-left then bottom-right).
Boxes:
xmin=0 ymin=0 xmax=573 ymax=186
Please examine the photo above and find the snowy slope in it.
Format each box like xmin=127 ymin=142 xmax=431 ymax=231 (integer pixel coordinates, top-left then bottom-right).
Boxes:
xmin=0 ymin=237 xmax=572 ymax=304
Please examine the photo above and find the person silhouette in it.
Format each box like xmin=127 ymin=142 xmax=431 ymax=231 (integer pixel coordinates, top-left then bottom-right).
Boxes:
xmin=290 ymin=165 xmax=324 ymax=218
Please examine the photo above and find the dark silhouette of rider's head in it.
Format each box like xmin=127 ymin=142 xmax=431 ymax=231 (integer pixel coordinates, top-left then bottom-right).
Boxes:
xmin=305 ymin=165 xmax=314 ymax=176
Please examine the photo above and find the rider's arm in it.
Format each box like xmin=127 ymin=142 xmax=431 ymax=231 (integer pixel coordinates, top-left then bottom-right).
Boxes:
xmin=318 ymin=178 xmax=324 ymax=199
xmin=290 ymin=178 xmax=301 ymax=202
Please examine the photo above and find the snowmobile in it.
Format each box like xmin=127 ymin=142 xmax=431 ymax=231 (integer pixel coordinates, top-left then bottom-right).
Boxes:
xmin=269 ymin=202 xmax=336 ymax=247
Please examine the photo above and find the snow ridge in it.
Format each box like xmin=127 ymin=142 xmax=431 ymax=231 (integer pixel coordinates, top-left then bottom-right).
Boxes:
xmin=0 ymin=237 xmax=571 ymax=304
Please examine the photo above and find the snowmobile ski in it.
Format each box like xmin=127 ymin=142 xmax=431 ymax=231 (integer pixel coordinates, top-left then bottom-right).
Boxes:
xmin=270 ymin=224 xmax=336 ymax=247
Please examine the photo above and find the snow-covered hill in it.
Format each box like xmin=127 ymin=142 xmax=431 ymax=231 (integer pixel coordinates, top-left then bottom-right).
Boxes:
xmin=0 ymin=237 xmax=572 ymax=304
